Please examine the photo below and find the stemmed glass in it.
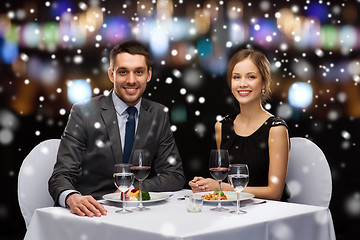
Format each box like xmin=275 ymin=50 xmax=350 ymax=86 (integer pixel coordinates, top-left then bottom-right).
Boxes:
xmin=130 ymin=149 xmax=151 ymax=211
xmin=228 ymin=164 xmax=249 ymax=214
xmin=113 ymin=163 xmax=134 ymax=214
xmin=209 ymin=149 xmax=230 ymax=211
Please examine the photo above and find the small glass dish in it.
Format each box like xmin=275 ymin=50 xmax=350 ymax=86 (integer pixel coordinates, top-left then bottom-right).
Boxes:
xmin=185 ymin=194 xmax=204 ymax=213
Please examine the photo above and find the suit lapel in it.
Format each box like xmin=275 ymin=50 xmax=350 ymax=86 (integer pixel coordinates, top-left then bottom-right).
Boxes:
xmin=100 ymin=92 xmax=123 ymax=163
xmin=132 ymin=99 xmax=152 ymax=154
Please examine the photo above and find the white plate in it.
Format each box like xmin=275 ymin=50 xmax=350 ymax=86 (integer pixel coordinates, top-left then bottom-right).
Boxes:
xmin=102 ymin=192 xmax=171 ymax=203
xmin=196 ymin=191 xmax=254 ymax=202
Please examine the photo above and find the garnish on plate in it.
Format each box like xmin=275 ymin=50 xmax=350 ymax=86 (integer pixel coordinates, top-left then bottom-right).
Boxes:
xmin=204 ymin=189 xmax=228 ymax=200
xmin=120 ymin=188 xmax=151 ymax=201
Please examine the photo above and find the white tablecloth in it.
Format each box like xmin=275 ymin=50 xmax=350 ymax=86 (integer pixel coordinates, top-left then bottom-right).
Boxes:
xmin=24 ymin=190 xmax=336 ymax=240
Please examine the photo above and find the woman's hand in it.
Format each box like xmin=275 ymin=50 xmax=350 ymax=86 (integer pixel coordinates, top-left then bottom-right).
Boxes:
xmin=189 ymin=177 xmax=219 ymax=192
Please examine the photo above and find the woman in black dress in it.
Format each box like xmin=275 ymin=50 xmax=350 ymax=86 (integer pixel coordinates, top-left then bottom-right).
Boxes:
xmin=189 ymin=48 xmax=290 ymax=201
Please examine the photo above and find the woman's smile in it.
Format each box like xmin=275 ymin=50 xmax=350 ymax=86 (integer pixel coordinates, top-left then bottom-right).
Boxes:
xmin=238 ymin=90 xmax=252 ymax=97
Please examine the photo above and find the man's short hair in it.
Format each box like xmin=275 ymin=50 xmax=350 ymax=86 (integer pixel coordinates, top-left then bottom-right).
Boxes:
xmin=109 ymin=40 xmax=152 ymax=70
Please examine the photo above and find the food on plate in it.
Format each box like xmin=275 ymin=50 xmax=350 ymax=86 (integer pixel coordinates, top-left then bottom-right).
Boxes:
xmin=140 ymin=190 xmax=151 ymax=201
xmin=204 ymin=189 xmax=228 ymax=200
xmin=120 ymin=188 xmax=151 ymax=201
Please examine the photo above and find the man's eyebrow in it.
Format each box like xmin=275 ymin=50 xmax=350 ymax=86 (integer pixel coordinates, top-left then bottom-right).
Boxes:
xmin=114 ymin=67 xmax=146 ymax=71
xmin=114 ymin=67 xmax=127 ymax=71
xmin=135 ymin=67 xmax=146 ymax=70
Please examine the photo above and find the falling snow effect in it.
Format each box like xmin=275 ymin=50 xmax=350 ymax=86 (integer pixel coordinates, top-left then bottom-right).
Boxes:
xmin=0 ymin=0 xmax=360 ymax=239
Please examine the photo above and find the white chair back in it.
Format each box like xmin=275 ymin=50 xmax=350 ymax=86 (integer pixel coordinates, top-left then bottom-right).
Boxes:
xmin=18 ymin=139 xmax=60 ymax=228
xmin=286 ymin=137 xmax=332 ymax=207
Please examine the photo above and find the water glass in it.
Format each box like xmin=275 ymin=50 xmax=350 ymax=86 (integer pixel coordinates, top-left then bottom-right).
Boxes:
xmin=185 ymin=194 xmax=204 ymax=213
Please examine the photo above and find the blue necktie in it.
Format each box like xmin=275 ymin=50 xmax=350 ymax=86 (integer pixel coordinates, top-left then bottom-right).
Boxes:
xmin=123 ymin=107 xmax=137 ymax=163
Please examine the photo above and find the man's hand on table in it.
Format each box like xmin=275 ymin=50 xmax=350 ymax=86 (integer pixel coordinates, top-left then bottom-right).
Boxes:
xmin=66 ymin=193 xmax=107 ymax=217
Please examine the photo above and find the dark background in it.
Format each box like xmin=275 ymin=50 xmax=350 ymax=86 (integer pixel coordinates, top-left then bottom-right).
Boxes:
xmin=1 ymin=0 xmax=359 ymax=239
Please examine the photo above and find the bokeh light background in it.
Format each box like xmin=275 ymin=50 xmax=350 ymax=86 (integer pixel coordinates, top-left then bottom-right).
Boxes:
xmin=0 ymin=0 xmax=359 ymax=239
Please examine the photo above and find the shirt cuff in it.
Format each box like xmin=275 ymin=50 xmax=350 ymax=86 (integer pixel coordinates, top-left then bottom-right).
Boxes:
xmin=59 ymin=190 xmax=79 ymax=208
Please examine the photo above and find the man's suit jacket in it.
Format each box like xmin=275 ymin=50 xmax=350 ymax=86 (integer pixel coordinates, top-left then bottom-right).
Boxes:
xmin=49 ymin=91 xmax=185 ymax=202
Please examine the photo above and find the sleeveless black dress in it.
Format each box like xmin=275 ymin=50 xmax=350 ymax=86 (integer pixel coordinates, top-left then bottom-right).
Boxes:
xmin=220 ymin=115 xmax=290 ymax=201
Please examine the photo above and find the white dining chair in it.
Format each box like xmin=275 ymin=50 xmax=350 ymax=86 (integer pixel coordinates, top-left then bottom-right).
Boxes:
xmin=286 ymin=137 xmax=332 ymax=207
xmin=18 ymin=139 xmax=60 ymax=228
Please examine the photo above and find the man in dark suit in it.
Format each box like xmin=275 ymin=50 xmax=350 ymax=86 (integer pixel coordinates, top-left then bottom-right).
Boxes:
xmin=49 ymin=40 xmax=185 ymax=217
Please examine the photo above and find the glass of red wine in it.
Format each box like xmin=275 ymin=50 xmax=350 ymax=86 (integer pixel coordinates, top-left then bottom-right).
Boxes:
xmin=130 ymin=149 xmax=151 ymax=211
xmin=209 ymin=149 xmax=230 ymax=211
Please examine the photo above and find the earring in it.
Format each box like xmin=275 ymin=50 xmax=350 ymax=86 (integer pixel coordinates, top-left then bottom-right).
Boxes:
xmin=262 ymin=89 xmax=266 ymax=95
